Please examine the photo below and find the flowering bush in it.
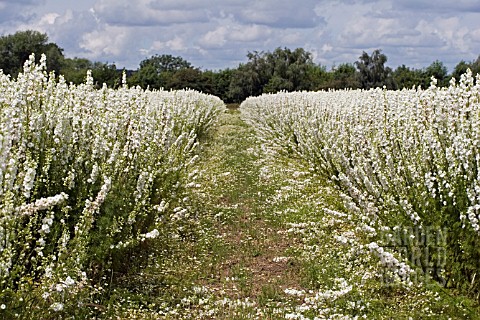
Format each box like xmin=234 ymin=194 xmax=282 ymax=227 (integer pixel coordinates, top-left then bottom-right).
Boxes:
xmin=240 ymin=71 xmax=480 ymax=298
xmin=0 ymin=54 xmax=225 ymax=317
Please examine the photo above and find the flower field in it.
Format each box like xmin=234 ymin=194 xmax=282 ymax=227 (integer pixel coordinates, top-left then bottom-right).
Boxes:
xmin=0 ymin=54 xmax=225 ymax=317
xmin=2 ymin=54 xmax=480 ymax=319
xmin=240 ymin=71 xmax=480 ymax=300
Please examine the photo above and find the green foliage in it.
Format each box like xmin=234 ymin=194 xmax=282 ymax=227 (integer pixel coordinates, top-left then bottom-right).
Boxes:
xmin=305 ymin=64 xmax=332 ymax=89
xmin=166 ymin=67 xmax=212 ymax=92
xmin=60 ymin=57 xmax=93 ymax=84
xmin=452 ymin=56 xmax=480 ymax=82
xmin=203 ymin=68 xmax=234 ymax=102
xmin=0 ymin=30 xmax=64 ymax=77
xmin=240 ymin=71 xmax=480 ymax=307
xmin=130 ymin=54 xmax=193 ymax=89
xmin=228 ymin=65 xmax=260 ymax=102
xmin=61 ymin=58 xmax=121 ymax=88
xmin=263 ymin=75 xmax=293 ymax=93
xmin=355 ymin=49 xmax=395 ymax=89
xmin=423 ymin=60 xmax=449 ymax=87
xmin=140 ymin=54 xmax=192 ymax=73
xmin=328 ymin=63 xmax=360 ymax=89
xmin=0 ymin=55 xmax=225 ymax=318
xmin=393 ymin=64 xmax=424 ymax=89
xmin=228 ymin=47 xmax=317 ymax=99
xmin=3 ymin=30 xmax=480 ymax=107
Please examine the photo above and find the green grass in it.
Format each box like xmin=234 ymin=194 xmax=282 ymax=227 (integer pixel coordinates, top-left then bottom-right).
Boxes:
xmin=98 ymin=109 xmax=480 ymax=319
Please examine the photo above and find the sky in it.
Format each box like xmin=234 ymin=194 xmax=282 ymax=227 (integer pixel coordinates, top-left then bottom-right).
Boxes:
xmin=1 ymin=0 xmax=480 ymax=72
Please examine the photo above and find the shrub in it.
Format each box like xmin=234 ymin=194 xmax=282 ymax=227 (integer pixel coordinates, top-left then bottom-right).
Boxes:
xmin=0 ymin=54 xmax=225 ymax=318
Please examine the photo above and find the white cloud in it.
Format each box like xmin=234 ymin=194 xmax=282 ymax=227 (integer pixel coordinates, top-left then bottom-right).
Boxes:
xmin=198 ymin=16 xmax=272 ymax=50
xmin=80 ymin=25 xmax=131 ymax=57
xmin=150 ymin=36 xmax=187 ymax=52
xmin=229 ymin=24 xmax=272 ymax=42
xmin=36 ymin=12 xmax=59 ymax=26
xmin=1 ymin=0 xmax=479 ymax=71
xmin=236 ymin=0 xmax=321 ymax=28
xmin=92 ymin=0 xmax=209 ymax=26
xmin=467 ymin=29 xmax=480 ymax=44
xmin=200 ymin=26 xmax=228 ymax=49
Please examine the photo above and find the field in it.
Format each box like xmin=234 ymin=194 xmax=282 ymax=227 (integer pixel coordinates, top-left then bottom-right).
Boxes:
xmin=1 ymin=56 xmax=480 ymax=319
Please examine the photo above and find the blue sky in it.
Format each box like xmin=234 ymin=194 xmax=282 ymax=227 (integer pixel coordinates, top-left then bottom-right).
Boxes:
xmin=1 ymin=0 xmax=479 ymax=72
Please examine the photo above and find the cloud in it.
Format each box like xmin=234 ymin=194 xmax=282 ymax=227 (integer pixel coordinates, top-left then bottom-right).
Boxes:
xmin=150 ymin=36 xmax=187 ymax=52
xmin=198 ymin=24 xmax=272 ymax=51
xmin=148 ymin=0 xmax=232 ymax=11
xmin=92 ymin=0 xmax=209 ymax=26
xmin=0 ymin=0 xmax=44 ymax=24
xmin=1 ymin=0 xmax=480 ymax=72
xmin=393 ymin=0 xmax=480 ymax=13
xmin=236 ymin=0 xmax=322 ymax=28
xmin=199 ymin=26 xmax=228 ymax=49
xmin=466 ymin=29 xmax=480 ymax=44
xmin=80 ymin=25 xmax=131 ymax=57
xmin=11 ymin=8 xmax=100 ymax=59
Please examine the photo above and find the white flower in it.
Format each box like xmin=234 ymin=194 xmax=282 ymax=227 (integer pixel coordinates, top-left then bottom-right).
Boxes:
xmin=273 ymin=256 xmax=289 ymax=263
xmin=64 ymin=276 xmax=75 ymax=286
xmin=145 ymin=229 xmax=160 ymax=239
xmin=41 ymin=224 xmax=50 ymax=234
xmin=284 ymin=288 xmax=305 ymax=296
xmin=367 ymin=242 xmax=379 ymax=250
xmin=23 ymin=167 xmax=36 ymax=198
xmin=0 ymin=304 xmax=5 ymax=310
xmin=50 ymin=302 xmax=63 ymax=312
xmin=45 ymin=266 xmax=53 ymax=278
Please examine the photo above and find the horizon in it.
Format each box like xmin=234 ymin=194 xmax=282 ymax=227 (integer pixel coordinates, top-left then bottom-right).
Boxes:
xmin=1 ymin=0 xmax=480 ymax=72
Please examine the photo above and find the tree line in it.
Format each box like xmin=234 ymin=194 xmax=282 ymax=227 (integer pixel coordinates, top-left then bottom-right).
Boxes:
xmin=2 ymin=30 xmax=480 ymax=103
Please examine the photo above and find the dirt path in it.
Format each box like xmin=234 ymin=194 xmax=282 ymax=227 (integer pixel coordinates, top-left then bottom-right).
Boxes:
xmin=184 ymin=109 xmax=307 ymax=318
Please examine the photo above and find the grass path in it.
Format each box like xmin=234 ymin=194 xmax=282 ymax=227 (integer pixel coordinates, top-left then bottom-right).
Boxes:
xmin=180 ymin=109 xmax=308 ymax=318
xmin=109 ymin=109 xmax=479 ymax=319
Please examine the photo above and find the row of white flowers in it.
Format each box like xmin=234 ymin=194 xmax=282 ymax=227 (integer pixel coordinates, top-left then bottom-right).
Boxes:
xmin=0 ymin=54 xmax=225 ymax=316
xmin=240 ymin=70 xmax=480 ymax=294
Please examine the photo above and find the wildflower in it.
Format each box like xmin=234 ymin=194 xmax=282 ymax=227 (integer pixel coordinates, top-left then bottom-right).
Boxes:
xmin=41 ymin=224 xmax=50 ymax=234
xmin=50 ymin=302 xmax=64 ymax=312
xmin=64 ymin=276 xmax=75 ymax=286
xmin=145 ymin=229 xmax=160 ymax=239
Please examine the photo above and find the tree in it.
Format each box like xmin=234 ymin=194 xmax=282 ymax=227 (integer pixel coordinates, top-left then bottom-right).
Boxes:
xmin=423 ymin=60 xmax=449 ymax=87
xmin=263 ymin=75 xmax=294 ymax=93
xmin=61 ymin=58 xmax=94 ymax=84
xmin=227 ymin=47 xmax=318 ymax=101
xmin=305 ymin=64 xmax=331 ymax=90
xmin=452 ymin=56 xmax=480 ymax=82
xmin=227 ymin=65 xmax=259 ymax=102
xmin=61 ymin=58 xmax=121 ymax=88
xmin=130 ymin=54 xmax=192 ymax=89
xmin=355 ymin=49 xmax=395 ymax=89
xmin=244 ymin=50 xmax=270 ymax=95
xmin=166 ymin=67 xmax=212 ymax=93
xmin=452 ymin=60 xmax=470 ymax=82
xmin=471 ymin=56 xmax=480 ymax=77
xmin=139 ymin=54 xmax=192 ymax=73
xmin=203 ymin=69 xmax=234 ymax=103
xmin=91 ymin=62 xmax=121 ymax=88
xmin=327 ymin=63 xmax=359 ymax=89
xmin=393 ymin=64 xmax=424 ymax=89
xmin=0 ymin=30 xmax=64 ymax=77
xmin=262 ymin=47 xmax=315 ymax=92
